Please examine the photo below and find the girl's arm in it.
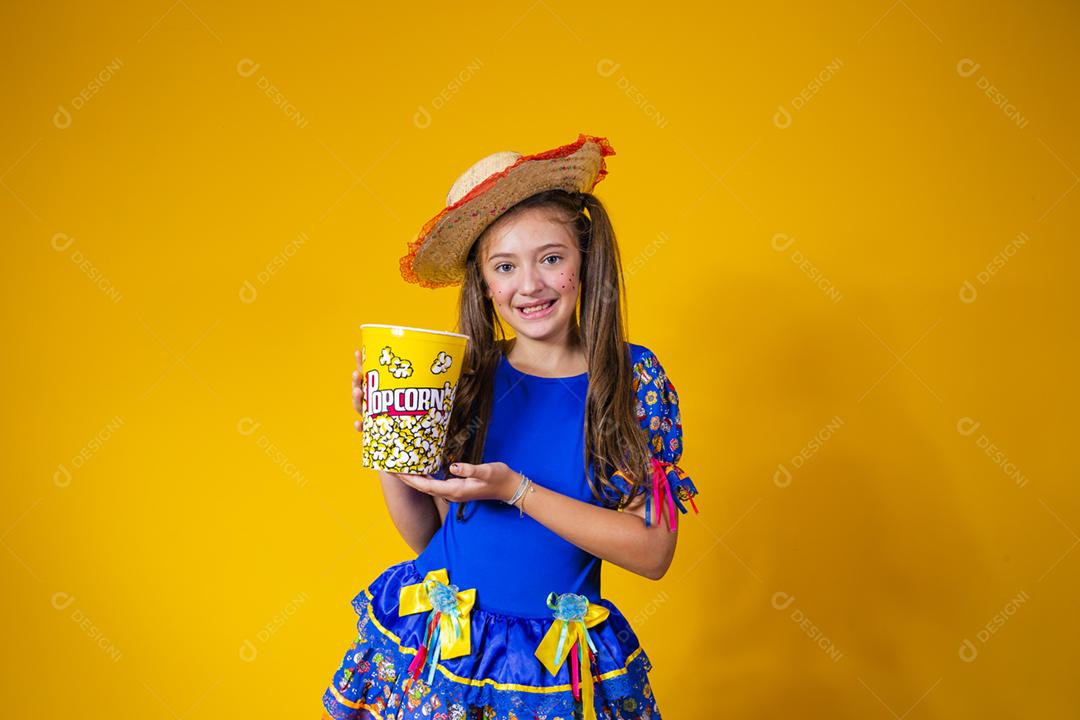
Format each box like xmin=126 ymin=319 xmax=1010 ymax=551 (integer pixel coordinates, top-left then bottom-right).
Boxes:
xmin=397 ymin=463 xmax=678 ymax=580
xmin=513 ymin=479 xmax=677 ymax=581
xmin=377 ymin=470 xmax=443 ymax=555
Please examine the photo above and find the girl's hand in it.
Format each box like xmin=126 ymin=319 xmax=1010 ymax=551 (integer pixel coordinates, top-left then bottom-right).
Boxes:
xmin=380 ymin=469 xmax=439 ymax=487
xmin=395 ymin=462 xmax=519 ymax=504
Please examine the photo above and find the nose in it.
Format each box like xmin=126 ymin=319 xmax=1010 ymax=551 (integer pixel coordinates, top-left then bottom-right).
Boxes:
xmin=518 ymin=263 xmax=546 ymax=296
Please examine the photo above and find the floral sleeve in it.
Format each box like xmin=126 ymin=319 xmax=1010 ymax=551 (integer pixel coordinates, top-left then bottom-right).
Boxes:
xmin=608 ymin=345 xmax=699 ymax=531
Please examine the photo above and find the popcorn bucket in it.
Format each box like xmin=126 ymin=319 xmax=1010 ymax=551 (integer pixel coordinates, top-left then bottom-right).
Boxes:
xmin=359 ymin=324 xmax=470 ymax=474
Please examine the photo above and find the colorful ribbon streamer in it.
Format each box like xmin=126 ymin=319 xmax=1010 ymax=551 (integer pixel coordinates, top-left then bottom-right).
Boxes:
xmin=613 ymin=458 xmax=699 ymax=531
xmin=398 ymin=568 xmax=475 ymax=688
xmin=534 ymin=592 xmax=610 ymax=720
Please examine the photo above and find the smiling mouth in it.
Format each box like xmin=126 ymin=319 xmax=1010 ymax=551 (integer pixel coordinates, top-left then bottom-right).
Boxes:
xmin=516 ymin=298 xmax=557 ymax=318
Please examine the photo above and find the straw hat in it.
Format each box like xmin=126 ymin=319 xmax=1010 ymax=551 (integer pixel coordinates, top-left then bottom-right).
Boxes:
xmin=399 ymin=133 xmax=616 ymax=289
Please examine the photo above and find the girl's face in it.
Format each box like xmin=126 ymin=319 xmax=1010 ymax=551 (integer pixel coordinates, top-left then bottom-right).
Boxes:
xmin=480 ymin=207 xmax=582 ymax=343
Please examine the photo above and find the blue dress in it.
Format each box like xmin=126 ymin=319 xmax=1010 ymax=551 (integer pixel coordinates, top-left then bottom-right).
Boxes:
xmin=321 ymin=342 xmax=700 ymax=720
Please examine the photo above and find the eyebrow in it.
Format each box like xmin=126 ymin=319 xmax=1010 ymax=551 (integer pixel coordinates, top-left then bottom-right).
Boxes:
xmin=487 ymin=243 xmax=569 ymax=262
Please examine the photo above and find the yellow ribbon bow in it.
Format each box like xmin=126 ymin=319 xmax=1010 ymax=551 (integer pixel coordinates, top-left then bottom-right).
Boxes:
xmin=398 ymin=568 xmax=476 ymax=687
xmin=535 ymin=592 xmax=610 ymax=720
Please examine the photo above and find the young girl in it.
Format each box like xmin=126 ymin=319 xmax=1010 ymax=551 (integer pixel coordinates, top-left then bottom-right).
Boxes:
xmin=322 ymin=134 xmax=700 ymax=720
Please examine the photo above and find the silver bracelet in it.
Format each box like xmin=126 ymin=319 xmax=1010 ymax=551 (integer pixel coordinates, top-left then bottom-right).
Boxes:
xmin=506 ymin=472 xmax=530 ymax=506
xmin=516 ymin=479 xmax=535 ymax=517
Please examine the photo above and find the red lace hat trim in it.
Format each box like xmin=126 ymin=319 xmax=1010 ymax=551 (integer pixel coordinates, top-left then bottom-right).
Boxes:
xmin=398 ymin=133 xmax=616 ymax=289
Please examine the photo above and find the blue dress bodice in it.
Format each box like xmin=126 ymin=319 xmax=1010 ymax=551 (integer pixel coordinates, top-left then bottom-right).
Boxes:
xmin=414 ymin=347 xmax=611 ymax=618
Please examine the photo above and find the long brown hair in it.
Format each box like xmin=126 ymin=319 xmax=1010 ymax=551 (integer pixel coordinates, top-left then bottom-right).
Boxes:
xmin=441 ymin=188 xmax=652 ymax=521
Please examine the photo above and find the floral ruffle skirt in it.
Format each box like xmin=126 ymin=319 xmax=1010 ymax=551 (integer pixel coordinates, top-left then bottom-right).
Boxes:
xmin=320 ymin=559 xmax=661 ymax=720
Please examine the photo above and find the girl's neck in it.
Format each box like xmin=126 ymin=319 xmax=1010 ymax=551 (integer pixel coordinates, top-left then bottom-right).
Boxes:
xmin=504 ymin=331 xmax=586 ymax=376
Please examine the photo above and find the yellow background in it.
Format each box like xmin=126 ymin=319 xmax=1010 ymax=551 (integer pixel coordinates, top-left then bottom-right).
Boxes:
xmin=2 ymin=1 xmax=1077 ymax=717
